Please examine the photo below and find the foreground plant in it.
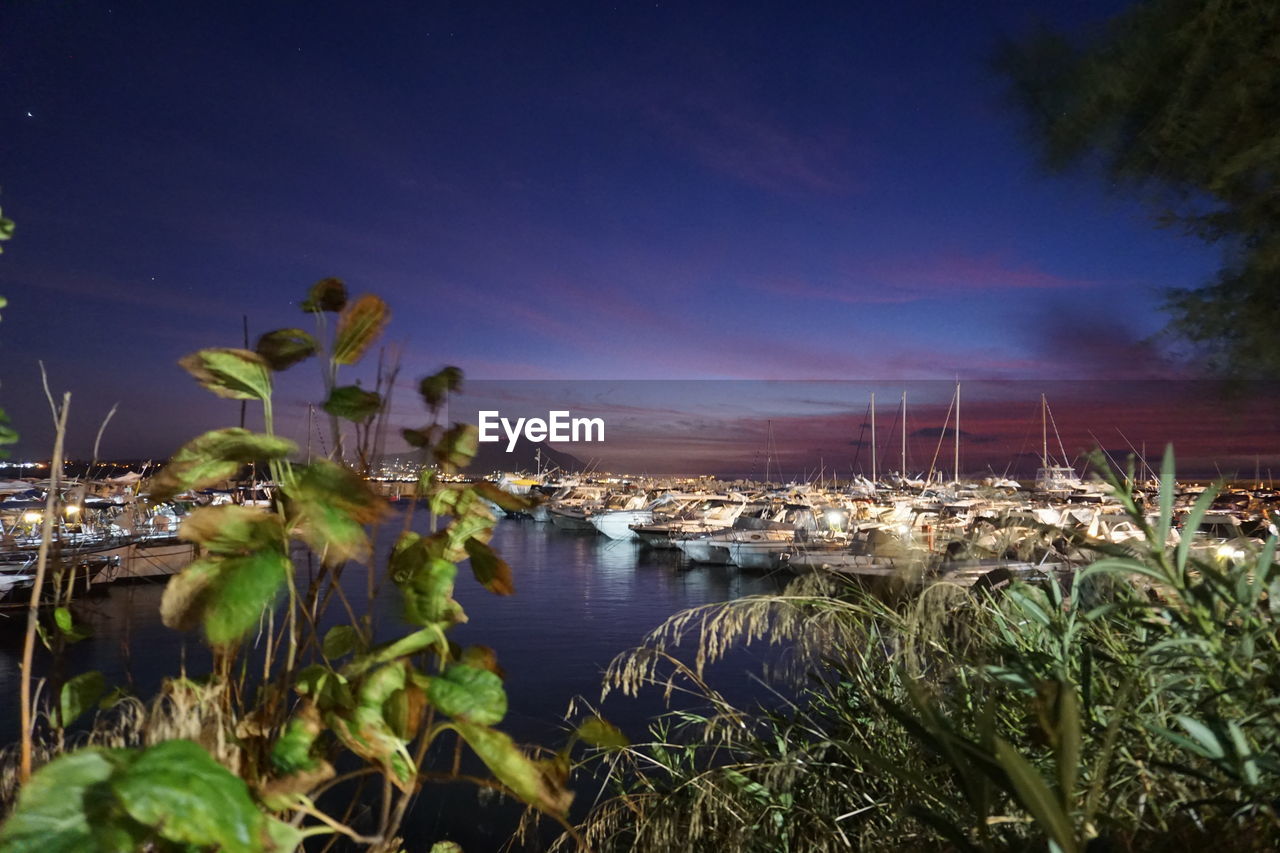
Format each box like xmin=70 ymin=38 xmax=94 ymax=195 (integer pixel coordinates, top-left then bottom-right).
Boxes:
xmin=572 ymin=449 xmax=1280 ymax=851
xmin=2 ymin=280 xmax=607 ymax=851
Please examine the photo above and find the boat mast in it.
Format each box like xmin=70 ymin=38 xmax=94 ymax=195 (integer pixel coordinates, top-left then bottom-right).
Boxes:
xmin=900 ymin=390 xmax=907 ymax=478
xmin=764 ymin=420 xmax=772 ymax=484
xmin=870 ymin=392 xmax=877 ymax=484
xmin=1041 ymin=393 xmax=1048 ymax=467
xmin=954 ymin=381 xmax=960 ymax=484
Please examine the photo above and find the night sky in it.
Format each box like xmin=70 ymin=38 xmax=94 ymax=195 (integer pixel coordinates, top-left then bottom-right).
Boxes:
xmin=2 ymin=1 xmax=1258 ymax=472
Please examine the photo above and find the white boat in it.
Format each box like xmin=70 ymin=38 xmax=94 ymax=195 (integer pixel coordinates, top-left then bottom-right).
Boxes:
xmin=632 ymin=496 xmax=747 ymax=548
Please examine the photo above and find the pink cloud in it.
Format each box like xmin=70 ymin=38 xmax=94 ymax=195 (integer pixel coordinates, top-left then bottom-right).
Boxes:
xmin=753 ymin=251 xmax=1101 ymax=306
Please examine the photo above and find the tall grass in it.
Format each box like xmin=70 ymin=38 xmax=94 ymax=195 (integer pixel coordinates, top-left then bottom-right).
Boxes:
xmin=569 ymin=450 xmax=1280 ymax=851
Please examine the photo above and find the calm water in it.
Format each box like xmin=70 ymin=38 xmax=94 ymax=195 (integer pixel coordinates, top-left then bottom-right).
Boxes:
xmin=0 ymin=512 xmax=788 ymax=849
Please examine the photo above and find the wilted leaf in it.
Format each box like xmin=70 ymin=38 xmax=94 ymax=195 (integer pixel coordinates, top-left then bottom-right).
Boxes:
xmin=322 ymin=385 xmax=383 ymax=422
xmin=459 ymin=644 xmax=505 ymax=677
xmin=575 ymin=716 xmax=629 ymax=749
xmin=464 ymin=537 xmax=514 ymax=596
xmin=434 ymin=423 xmax=478 ymax=471
xmin=384 ymin=683 xmax=428 ymax=741
xmin=419 ymin=366 xmax=463 ymax=408
xmin=112 ymin=739 xmax=263 ymax=853
xmin=301 ymin=277 xmax=347 ymax=313
xmin=256 ymin=327 xmax=318 ymax=371
xmin=427 ymin=664 xmax=508 ymax=725
xmin=284 ymin=460 xmax=388 ymax=565
xmin=151 ymin=428 xmax=296 ymax=501
xmin=179 ymin=504 xmax=285 ymax=554
xmin=332 ymin=294 xmax=388 ymax=365
xmin=454 ymin=721 xmax=573 ymax=815
xmin=258 ymin=761 xmax=335 ymax=813
xmin=179 ymin=348 xmax=272 ymax=401
xmin=60 ymin=670 xmax=106 ymax=727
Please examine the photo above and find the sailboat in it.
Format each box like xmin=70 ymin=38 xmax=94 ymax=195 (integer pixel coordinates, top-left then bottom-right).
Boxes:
xmin=1033 ymin=394 xmax=1084 ymax=495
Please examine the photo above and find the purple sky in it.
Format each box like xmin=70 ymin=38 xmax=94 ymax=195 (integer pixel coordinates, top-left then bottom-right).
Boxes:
xmin=2 ymin=1 xmax=1254 ymax=471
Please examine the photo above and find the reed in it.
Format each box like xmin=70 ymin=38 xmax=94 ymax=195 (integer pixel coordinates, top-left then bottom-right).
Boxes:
xmin=570 ymin=449 xmax=1280 ymax=851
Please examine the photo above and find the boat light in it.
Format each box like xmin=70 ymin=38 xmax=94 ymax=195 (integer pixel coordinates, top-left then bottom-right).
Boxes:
xmin=22 ymin=511 xmax=41 ymax=524
xmin=825 ymin=510 xmax=845 ymax=527
xmin=65 ymin=504 xmax=80 ymax=515
xmin=1215 ymin=544 xmax=1245 ymax=562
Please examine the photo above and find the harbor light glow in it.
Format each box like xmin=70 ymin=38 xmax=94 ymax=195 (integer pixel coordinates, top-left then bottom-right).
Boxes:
xmin=22 ymin=511 xmax=41 ymax=524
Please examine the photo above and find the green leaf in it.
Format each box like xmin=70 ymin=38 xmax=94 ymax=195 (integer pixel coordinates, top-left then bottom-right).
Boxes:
xmin=419 ymin=366 xmax=463 ymax=408
xmin=0 ymin=748 xmax=121 ymax=850
xmin=179 ymin=347 xmax=272 ymax=401
xmin=1175 ymin=715 xmax=1226 ymax=760
xmin=271 ymin=703 xmax=323 ymax=774
xmin=332 ymin=293 xmax=389 ymax=365
xmin=284 ymin=460 xmax=388 ymax=565
xmin=442 ymin=489 xmax=497 ymax=561
xmin=427 ymin=664 xmax=508 ymax=725
xmin=463 ymin=537 xmax=514 ymax=596
xmin=429 ymin=842 xmax=464 ymax=853
xmin=322 ymin=625 xmax=361 ymax=659
xmin=1175 ymin=481 xmax=1221 ymax=573
xmin=112 ymin=739 xmax=263 ymax=853
xmin=327 ymin=664 xmax=416 ymax=790
xmin=264 ymin=817 xmax=306 ymax=852
xmin=994 ymin=738 xmax=1077 ymax=853
xmin=402 ymin=425 xmax=437 ymax=448
xmin=434 ymin=423 xmax=479 ymax=471
xmin=255 ymin=327 xmax=318 ymax=371
xmin=1056 ymin=683 xmax=1080 ymax=806
xmin=60 ymin=671 xmax=106 ymax=727
xmin=390 ymin=532 xmax=466 ymax=626
xmin=575 ymin=716 xmax=629 ymax=749
xmin=294 ymin=665 xmax=355 ymax=712
xmin=161 ymin=550 xmax=290 ymax=645
xmin=53 ymin=606 xmax=91 ymax=643
xmin=300 ymin=277 xmax=347 ymax=313
xmin=454 ymin=721 xmax=573 ymax=815
xmin=151 ymin=428 xmax=297 ymax=501
xmin=322 ymin=384 xmax=383 ymax=422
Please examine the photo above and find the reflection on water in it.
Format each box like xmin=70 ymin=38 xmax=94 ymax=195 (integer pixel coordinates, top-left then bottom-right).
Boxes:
xmin=0 ymin=514 xmax=787 ymax=848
